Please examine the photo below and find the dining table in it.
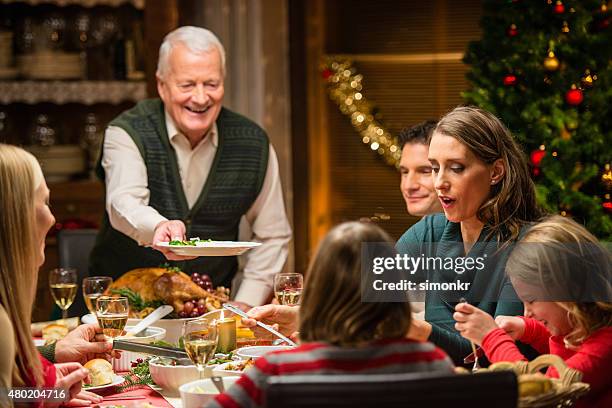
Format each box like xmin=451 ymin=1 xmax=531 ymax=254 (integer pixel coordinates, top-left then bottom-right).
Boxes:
xmin=89 ymin=382 xmax=182 ymax=407
xmin=33 ymin=335 xmax=184 ymax=407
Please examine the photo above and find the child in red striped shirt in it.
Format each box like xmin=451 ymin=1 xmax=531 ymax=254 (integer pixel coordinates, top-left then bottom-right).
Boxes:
xmin=209 ymin=221 xmax=454 ymax=408
xmin=453 ymin=216 xmax=612 ymax=407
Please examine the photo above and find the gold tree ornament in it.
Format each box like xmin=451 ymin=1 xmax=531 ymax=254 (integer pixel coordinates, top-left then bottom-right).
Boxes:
xmin=561 ymin=21 xmax=570 ymax=33
xmin=602 ymin=164 xmax=612 ymax=190
xmin=543 ymin=51 xmax=560 ymax=71
xmin=581 ymin=69 xmax=596 ymax=88
xmin=321 ymin=57 xmax=401 ymax=168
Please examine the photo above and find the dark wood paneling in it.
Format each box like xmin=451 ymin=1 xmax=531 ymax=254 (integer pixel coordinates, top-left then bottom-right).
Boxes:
xmin=144 ymin=0 xmax=179 ymax=96
xmin=289 ymin=0 xmax=311 ymax=274
xmin=325 ymin=0 xmax=482 ymax=54
xmin=294 ymin=0 xmax=483 ymax=250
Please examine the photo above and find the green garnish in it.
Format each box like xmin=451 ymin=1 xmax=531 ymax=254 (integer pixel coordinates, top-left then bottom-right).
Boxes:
xmin=150 ymin=339 xmax=177 ymax=348
xmin=159 ymin=263 xmax=182 ymax=273
xmin=119 ymin=358 xmax=154 ymax=391
xmin=208 ymin=352 xmax=235 ymax=365
xmin=109 ymin=288 xmax=165 ymax=312
xmin=168 ymin=238 xmax=213 ymax=246
xmin=169 ymin=239 xmax=196 ymax=246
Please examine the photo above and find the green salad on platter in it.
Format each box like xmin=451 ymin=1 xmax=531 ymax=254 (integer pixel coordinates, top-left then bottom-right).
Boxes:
xmin=168 ymin=237 xmax=213 ymax=246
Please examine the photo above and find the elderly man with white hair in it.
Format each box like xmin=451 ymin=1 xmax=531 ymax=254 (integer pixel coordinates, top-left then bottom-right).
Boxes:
xmin=90 ymin=26 xmax=292 ymax=309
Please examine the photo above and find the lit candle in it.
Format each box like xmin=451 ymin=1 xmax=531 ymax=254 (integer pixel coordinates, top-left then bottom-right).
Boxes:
xmin=217 ymin=318 xmax=237 ymax=353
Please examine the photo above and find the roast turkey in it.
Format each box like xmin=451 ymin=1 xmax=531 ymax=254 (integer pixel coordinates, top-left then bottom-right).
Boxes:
xmin=107 ymin=267 xmax=229 ymax=314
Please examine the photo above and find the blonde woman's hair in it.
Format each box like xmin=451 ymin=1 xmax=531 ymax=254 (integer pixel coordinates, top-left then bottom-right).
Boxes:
xmin=435 ymin=106 xmax=543 ymax=242
xmin=299 ymin=222 xmax=412 ymax=346
xmin=506 ymin=215 xmax=612 ymax=348
xmin=0 ymin=144 xmax=44 ymax=386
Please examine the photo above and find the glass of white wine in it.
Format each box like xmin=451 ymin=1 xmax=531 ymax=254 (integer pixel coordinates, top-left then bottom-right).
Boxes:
xmin=49 ymin=268 xmax=78 ymax=320
xmin=96 ymin=296 xmax=129 ymax=340
xmin=82 ymin=276 xmax=113 ymax=316
xmin=274 ymin=273 xmax=303 ymax=306
xmin=183 ymin=317 xmax=219 ymax=379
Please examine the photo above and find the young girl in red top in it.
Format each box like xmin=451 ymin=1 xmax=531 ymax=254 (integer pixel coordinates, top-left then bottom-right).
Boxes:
xmin=454 ymin=215 xmax=612 ymax=407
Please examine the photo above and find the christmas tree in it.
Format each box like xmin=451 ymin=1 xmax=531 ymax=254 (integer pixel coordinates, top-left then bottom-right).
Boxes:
xmin=463 ymin=0 xmax=611 ymax=239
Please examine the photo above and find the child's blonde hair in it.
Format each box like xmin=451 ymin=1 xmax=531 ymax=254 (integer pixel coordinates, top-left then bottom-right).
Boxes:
xmin=506 ymin=215 xmax=612 ymax=348
xmin=299 ymin=222 xmax=412 ymax=346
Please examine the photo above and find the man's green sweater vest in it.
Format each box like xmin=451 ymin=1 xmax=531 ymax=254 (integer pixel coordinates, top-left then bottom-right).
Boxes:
xmin=90 ymin=99 xmax=269 ymax=287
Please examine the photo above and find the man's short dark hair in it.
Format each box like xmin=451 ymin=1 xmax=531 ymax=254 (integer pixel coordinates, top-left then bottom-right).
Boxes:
xmin=398 ymin=120 xmax=437 ymax=149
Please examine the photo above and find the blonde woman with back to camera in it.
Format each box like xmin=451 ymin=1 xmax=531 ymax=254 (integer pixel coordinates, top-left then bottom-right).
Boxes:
xmin=0 ymin=144 xmax=103 ymax=407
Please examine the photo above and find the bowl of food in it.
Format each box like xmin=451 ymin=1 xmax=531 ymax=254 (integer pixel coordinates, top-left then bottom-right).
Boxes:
xmin=212 ymin=359 xmax=255 ymax=377
xmin=179 ymin=376 xmax=241 ymax=408
xmin=235 ymin=345 xmax=294 ymax=360
xmin=149 ymin=356 xmax=200 ymax=397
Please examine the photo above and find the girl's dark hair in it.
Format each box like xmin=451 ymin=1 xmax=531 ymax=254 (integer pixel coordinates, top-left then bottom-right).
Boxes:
xmin=299 ymin=222 xmax=411 ymax=345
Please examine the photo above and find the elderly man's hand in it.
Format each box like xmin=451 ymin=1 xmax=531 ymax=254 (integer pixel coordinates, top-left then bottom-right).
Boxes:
xmin=152 ymin=220 xmax=197 ymax=261
xmin=242 ymin=304 xmax=299 ymax=337
xmin=55 ymin=324 xmax=119 ymax=364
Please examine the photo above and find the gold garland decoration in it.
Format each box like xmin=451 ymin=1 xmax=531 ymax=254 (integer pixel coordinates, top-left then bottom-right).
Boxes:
xmin=321 ymin=57 xmax=401 ymax=169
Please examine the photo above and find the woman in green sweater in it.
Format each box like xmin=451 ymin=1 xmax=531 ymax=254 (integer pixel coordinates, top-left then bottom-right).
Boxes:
xmin=396 ymin=106 xmax=543 ymax=364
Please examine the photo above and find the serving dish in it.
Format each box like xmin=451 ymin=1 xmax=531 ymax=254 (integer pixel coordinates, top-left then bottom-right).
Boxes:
xmin=179 ymin=376 xmax=241 ymax=408
xmin=149 ymin=356 xmax=200 ymax=397
xmin=156 ymin=241 xmax=261 ymax=257
xmin=235 ymin=345 xmax=294 ymax=360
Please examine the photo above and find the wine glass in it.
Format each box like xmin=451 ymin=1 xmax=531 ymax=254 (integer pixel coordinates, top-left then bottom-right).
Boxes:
xmin=49 ymin=268 xmax=78 ymax=320
xmin=96 ymin=296 xmax=129 ymax=340
xmin=182 ymin=317 xmax=219 ymax=379
xmin=82 ymin=276 xmax=113 ymax=315
xmin=273 ymin=273 xmax=303 ymax=306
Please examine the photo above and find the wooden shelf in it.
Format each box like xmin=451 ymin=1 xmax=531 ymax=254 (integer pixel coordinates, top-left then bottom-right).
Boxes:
xmin=0 ymin=80 xmax=147 ymax=105
xmin=0 ymin=0 xmax=144 ymax=9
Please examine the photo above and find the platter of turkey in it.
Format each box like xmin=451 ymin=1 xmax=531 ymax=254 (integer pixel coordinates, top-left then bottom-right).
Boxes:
xmin=83 ymin=266 xmax=230 ymax=342
xmin=157 ymin=238 xmax=261 ymax=257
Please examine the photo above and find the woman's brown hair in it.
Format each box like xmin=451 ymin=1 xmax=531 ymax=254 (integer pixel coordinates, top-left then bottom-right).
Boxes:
xmin=506 ymin=215 xmax=612 ymax=348
xmin=435 ymin=106 xmax=543 ymax=242
xmin=0 ymin=144 xmax=44 ymax=386
xmin=299 ymin=222 xmax=412 ymax=346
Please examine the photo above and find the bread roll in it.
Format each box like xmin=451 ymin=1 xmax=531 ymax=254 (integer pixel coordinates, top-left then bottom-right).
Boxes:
xmin=489 ymin=361 xmax=516 ymax=371
xmin=518 ymin=373 xmax=553 ymax=397
xmin=84 ymin=359 xmax=114 ymax=386
xmin=42 ymin=323 xmax=69 ymax=344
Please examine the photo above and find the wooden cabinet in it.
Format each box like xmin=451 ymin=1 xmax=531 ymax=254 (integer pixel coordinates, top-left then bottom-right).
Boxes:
xmin=48 ymin=179 xmax=105 ymax=225
xmin=0 ymin=0 xmax=182 ymax=322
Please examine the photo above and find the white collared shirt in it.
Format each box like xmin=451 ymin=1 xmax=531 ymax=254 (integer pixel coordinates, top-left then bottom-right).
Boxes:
xmin=102 ymin=110 xmax=292 ymax=306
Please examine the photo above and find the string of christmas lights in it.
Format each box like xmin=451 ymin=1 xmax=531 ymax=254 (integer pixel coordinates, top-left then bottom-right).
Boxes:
xmin=321 ymin=57 xmax=401 ymax=169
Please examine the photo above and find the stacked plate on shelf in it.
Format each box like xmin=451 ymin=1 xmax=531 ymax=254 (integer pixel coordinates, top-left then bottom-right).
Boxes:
xmin=27 ymin=145 xmax=86 ymax=182
xmin=18 ymin=52 xmax=84 ymax=79
xmin=0 ymin=31 xmax=17 ymax=79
